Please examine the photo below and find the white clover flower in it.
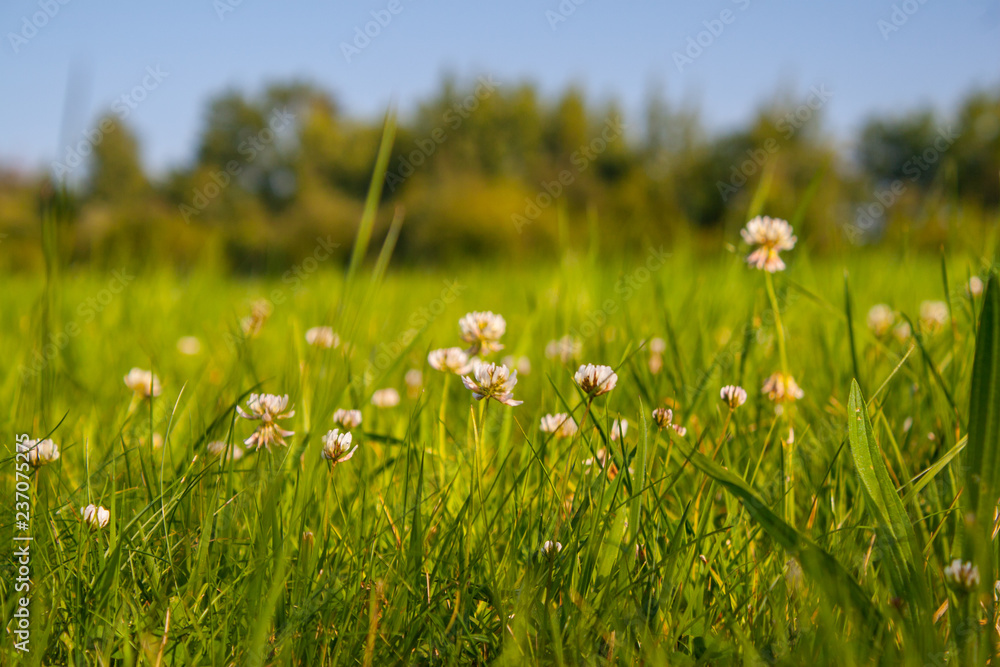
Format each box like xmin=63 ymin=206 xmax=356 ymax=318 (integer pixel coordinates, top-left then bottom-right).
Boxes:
xmin=503 ymin=355 xmax=532 ymax=376
xmin=944 ymin=559 xmax=980 ymax=593
xmin=720 ymin=385 xmax=748 ymax=410
xmin=866 ymin=304 xmax=895 ymax=338
xmin=648 ymin=337 xmax=667 ymax=355
xmin=206 ymin=440 xmax=244 ymax=461
xmin=124 ymin=368 xmax=161 ymax=398
xmin=332 ymin=408 xmax=363 ymax=430
xmin=545 ymin=335 xmax=582 ymax=363
xmin=371 ymin=388 xmax=400 ymax=408
xmin=177 ymin=336 xmax=202 ymax=355
xmin=81 ymin=504 xmax=110 ymax=529
xmin=24 ymin=439 xmax=60 ymax=469
xmin=740 ymin=216 xmax=797 ymax=273
xmin=610 ymin=419 xmax=628 ymax=441
xmin=237 ymin=393 xmax=295 ymax=450
xmin=893 ymin=321 xmax=912 ymax=343
xmin=321 ymin=429 xmax=358 ymax=466
xmin=539 ymin=413 xmax=578 ymax=438
xmin=240 ymin=298 xmax=272 ymax=337
xmin=573 ymin=364 xmax=618 ymax=397
xmin=305 ymin=326 xmax=340 ymax=349
xmin=462 ymin=362 xmax=522 ymax=406
xmin=762 ymin=372 xmax=804 ymax=403
xmin=652 ymin=407 xmax=673 ymax=429
xmin=671 ymin=424 xmax=688 ymax=437
xmin=405 ymin=369 xmax=424 ymax=398
xmin=919 ymin=301 xmax=949 ymax=333
xmin=968 ymin=276 xmax=985 ymax=298
xmin=428 ymin=347 xmax=474 ymax=374
xmin=405 ymin=369 xmax=423 ymax=388
xmin=540 ymin=540 xmax=563 ymax=557
xmin=459 ymin=311 xmax=506 ymax=355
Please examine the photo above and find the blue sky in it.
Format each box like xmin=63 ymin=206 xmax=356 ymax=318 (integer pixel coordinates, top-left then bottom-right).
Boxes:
xmin=1 ymin=0 xmax=998 ymax=176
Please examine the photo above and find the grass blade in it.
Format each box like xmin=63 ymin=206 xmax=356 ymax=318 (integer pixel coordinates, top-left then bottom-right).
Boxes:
xmin=345 ymin=109 xmax=398 ymax=289
xmin=964 ymin=272 xmax=1000 ymax=592
xmin=848 ymin=380 xmax=922 ymax=571
xmin=848 ymin=379 xmax=935 ymax=651
xmin=686 ymin=447 xmax=881 ymax=633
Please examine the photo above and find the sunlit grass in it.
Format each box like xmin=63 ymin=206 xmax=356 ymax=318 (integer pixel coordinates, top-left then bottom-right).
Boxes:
xmin=3 ymin=232 xmax=999 ymax=664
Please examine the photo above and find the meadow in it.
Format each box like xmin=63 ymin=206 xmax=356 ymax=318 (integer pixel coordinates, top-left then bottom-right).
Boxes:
xmin=3 ymin=210 xmax=1000 ymax=665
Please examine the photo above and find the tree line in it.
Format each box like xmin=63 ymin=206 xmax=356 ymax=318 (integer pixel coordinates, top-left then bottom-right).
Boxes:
xmin=1 ymin=77 xmax=997 ymax=272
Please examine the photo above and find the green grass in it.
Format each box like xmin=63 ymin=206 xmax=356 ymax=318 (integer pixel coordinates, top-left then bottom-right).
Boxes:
xmin=2 ymin=239 xmax=999 ymax=665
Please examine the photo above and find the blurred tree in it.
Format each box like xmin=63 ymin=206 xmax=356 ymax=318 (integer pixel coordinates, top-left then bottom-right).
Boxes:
xmin=543 ymin=88 xmax=590 ymax=167
xmin=2 ymin=77 xmax=998 ymax=271
xmin=952 ymin=90 xmax=1000 ymax=207
xmin=194 ymin=83 xmax=316 ymax=214
xmin=85 ymin=116 xmax=148 ymax=203
xmin=856 ymin=111 xmax=941 ymax=187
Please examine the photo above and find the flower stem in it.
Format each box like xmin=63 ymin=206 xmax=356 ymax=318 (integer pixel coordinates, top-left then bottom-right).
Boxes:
xmin=437 ymin=373 xmax=452 ymax=486
xmin=474 ymin=400 xmax=499 ymax=582
xmin=555 ymin=397 xmax=592 ymax=533
xmin=715 ymin=410 xmax=733 ymax=459
xmin=765 ymin=270 xmax=795 ymax=525
xmin=764 ymin=270 xmax=788 ymax=375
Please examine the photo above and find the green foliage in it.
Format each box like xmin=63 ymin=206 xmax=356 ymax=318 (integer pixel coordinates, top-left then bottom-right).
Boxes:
xmin=1 ymin=80 xmax=998 ymax=272
xmin=2 ymin=234 xmax=998 ymax=663
xmin=2 ymin=74 xmax=1000 ymax=665
xmin=687 ymin=444 xmax=882 ymax=634
xmin=85 ymin=116 xmax=149 ymax=204
xmin=847 ymin=380 xmax=935 ymax=652
xmin=857 ymin=111 xmax=943 ymax=187
xmin=964 ymin=274 xmax=1000 ymax=592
